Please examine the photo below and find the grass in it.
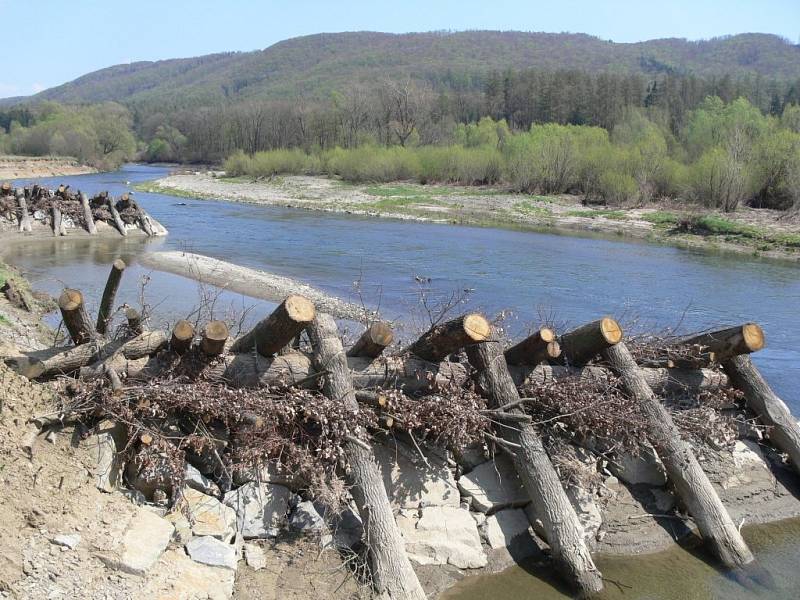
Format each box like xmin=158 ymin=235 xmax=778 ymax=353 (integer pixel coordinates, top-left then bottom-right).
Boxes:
xmin=642 ymin=211 xmax=680 ymax=226
xmin=565 ymin=209 xmax=627 ymax=220
xmin=684 ymin=214 xmax=800 ymax=252
xmin=367 ymin=196 xmax=444 ymax=210
xmin=513 ymin=200 xmax=552 ymax=217
xmin=0 ymin=314 xmax=9 ymax=326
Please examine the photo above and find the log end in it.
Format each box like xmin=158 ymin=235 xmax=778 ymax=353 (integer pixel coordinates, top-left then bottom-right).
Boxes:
xmin=600 ymin=317 xmax=623 ymax=345
xmin=463 ymin=313 xmax=491 ymax=342
xmin=367 ymin=322 xmax=394 ymax=347
xmin=546 ymin=340 xmax=562 ymax=360
xmin=284 ymin=295 xmax=316 ymax=324
xmin=742 ymin=323 xmax=765 ymax=353
xmin=58 ymin=289 xmax=84 ymax=311
xmin=203 ymin=320 xmax=229 ymax=342
xmin=539 ymin=326 xmax=556 ymax=343
xmin=112 ymin=258 xmax=127 ymax=272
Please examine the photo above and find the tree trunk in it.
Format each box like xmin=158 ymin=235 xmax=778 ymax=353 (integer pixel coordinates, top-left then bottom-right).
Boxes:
xmin=680 ymin=324 xmax=765 ymax=363
xmin=79 ymin=331 xmax=168 ymax=380
xmin=138 ymin=208 xmax=156 ymax=236
xmin=230 ymin=295 xmax=315 ymax=357
xmin=79 ymin=192 xmax=97 ymax=235
xmin=347 ymin=321 xmax=394 ymax=358
xmin=171 ymin=320 xmax=195 ymax=354
xmin=560 ymin=317 xmax=622 ymax=366
xmin=504 ymin=327 xmax=561 ymax=366
xmin=58 ymin=289 xmax=97 ymax=345
xmin=724 ymin=355 xmax=800 ymax=475
xmin=16 ymin=191 xmax=32 ymax=232
xmin=603 ymin=342 xmax=756 ymax=574
xmin=107 ymin=197 xmax=127 ymax=236
xmin=467 ymin=338 xmax=604 ymax=596
xmin=406 ymin=313 xmax=490 ymax=362
xmin=125 ymin=308 xmax=144 ymax=335
xmin=307 ymin=313 xmax=426 ymax=600
xmin=51 ymin=205 xmax=66 ymax=237
xmin=201 ymin=321 xmax=229 ymax=356
xmin=96 ymin=259 xmax=126 ymax=335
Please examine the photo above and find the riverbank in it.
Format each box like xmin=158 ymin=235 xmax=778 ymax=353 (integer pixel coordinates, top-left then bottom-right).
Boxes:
xmin=140 ymin=172 xmax=800 ymax=263
xmin=0 ymin=155 xmax=95 ymax=179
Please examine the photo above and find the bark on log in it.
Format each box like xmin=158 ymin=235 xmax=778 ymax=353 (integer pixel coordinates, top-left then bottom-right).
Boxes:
xmin=78 ymin=331 xmax=168 ymax=380
xmin=125 ymin=308 xmax=144 ymax=335
xmin=230 ymin=295 xmax=315 ymax=357
xmin=680 ymin=324 xmax=765 ymax=363
xmin=51 ymin=205 xmax=66 ymax=236
xmin=171 ymin=320 xmax=195 ymax=354
xmin=560 ymin=317 xmax=622 ymax=366
xmin=201 ymin=321 xmax=229 ymax=356
xmin=347 ymin=322 xmax=394 ymax=358
xmin=16 ymin=191 xmax=32 ymax=232
xmin=504 ymin=327 xmax=561 ymax=366
xmin=724 ymin=355 xmax=800 ymax=475
xmin=58 ymin=289 xmax=97 ymax=345
xmin=96 ymin=259 xmax=126 ymax=335
xmin=107 ymin=197 xmax=127 ymax=236
xmin=467 ymin=337 xmax=604 ymax=596
xmin=79 ymin=192 xmax=97 ymax=235
xmin=407 ymin=313 xmax=490 ymax=362
xmin=307 ymin=313 xmax=426 ymax=600
xmin=603 ymin=341 xmax=756 ymax=573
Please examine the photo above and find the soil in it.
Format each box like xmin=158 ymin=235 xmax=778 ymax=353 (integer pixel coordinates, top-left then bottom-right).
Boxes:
xmin=0 ymin=156 xmax=95 ymax=180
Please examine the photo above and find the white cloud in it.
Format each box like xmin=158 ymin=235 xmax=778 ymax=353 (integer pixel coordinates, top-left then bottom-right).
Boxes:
xmin=31 ymin=83 xmax=45 ymax=93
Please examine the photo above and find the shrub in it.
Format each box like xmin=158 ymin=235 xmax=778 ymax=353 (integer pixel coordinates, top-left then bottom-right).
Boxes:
xmin=597 ymin=171 xmax=638 ymax=205
xmin=223 ymin=150 xmax=252 ymax=176
xmin=325 ymin=146 xmax=420 ymax=182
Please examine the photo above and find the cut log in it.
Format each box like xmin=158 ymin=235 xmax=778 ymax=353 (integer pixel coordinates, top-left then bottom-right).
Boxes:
xmin=467 ymin=336 xmax=603 ymax=596
xmin=307 ymin=313 xmax=426 ymax=600
xmin=79 ymin=192 xmax=97 ymax=234
xmin=125 ymin=308 xmax=144 ymax=335
xmin=406 ymin=313 xmax=490 ymax=362
xmin=107 ymin=197 xmax=127 ymax=236
xmin=51 ymin=205 xmax=66 ymax=236
xmin=16 ymin=191 xmax=32 ymax=232
xmin=78 ymin=331 xmax=168 ymax=380
xmin=3 ymin=356 xmax=44 ymax=379
xmin=201 ymin=321 xmax=229 ymax=356
xmin=680 ymin=324 xmax=765 ymax=363
xmin=504 ymin=327 xmax=561 ymax=366
xmin=724 ymin=355 xmax=800 ymax=475
xmin=560 ymin=317 xmax=622 ymax=366
xmin=96 ymin=259 xmax=126 ymax=335
xmin=638 ymin=346 xmax=716 ymax=369
xmin=171 ymin=320 xmax=195 ymax=354
xmin=347 ymin=321 xmax=394 ymax=358
xmin=603 ymin=341 xmax=756 ymax=574
xmin=138 ymin=207 xmax=156 ymax=236
xmin=58 ymin=289 xmax=97 ymax=345
xmin=230 ymin=295 xmax=315 ymax=357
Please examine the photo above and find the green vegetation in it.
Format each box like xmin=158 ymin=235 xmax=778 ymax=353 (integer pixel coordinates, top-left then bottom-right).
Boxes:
xmin=676 ymin=214 xmax=800 ymax=250
xmin=642 ymin=211 xmax=681 ymax=226
xmin=565 ymin=209 xmax=627 ymax=220
xmin=513 ymin=201 xmax=552 ymax=217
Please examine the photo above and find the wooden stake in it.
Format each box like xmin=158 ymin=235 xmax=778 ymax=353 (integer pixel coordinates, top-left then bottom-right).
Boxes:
xmin=79 ymin=192 xmax=97 ymax=235
xmin=51 ymin=205 xmax=66 ymax=236
xmin=171 ymin=320 xmax=195 ymax=354
xmin=96 ymin=259 xmax=126 ymax=335
xmin=407 ymin=313 xmax=490 ymax=362
xmin=347 ymin=321 xmax=394 ymax=358
xmin=16 ymin=190 xmax=32 ymax=232
xmin=201 ymin=321 xmax=229 ymax=356
xmin=58 ymin=289 xmax=97 ymax=345
xmin=230 ymin=295 xmax=315 ymax=357
xmin=108 ymin=197 xmax=127 ymax=236
xmin=504 ymin=326 xmax=561 ymax=366
xmin=125 ymin=308 xmax=144 ymax=335
xmin=560 ymin=317 xmax=622 ymax=366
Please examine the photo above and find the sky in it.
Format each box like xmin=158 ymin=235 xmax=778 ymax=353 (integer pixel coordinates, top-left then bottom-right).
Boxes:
xmin=1 ymin=0 xmax=798 ymax=98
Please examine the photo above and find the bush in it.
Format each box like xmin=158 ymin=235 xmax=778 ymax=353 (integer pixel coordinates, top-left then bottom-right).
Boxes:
xmin=223 ymin=150 xmax=252 ymax=176
xmin=417 ymin=146 xmax=502 ymax=185
xmin=324 ymin=146 xmax=420 ymax=182
xmin=597 ymin=171 xmax=638 ymax=205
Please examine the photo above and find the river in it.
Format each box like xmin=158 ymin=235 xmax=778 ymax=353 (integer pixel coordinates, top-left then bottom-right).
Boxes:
xmin=4 ymin=164 xmax=800 ymax=598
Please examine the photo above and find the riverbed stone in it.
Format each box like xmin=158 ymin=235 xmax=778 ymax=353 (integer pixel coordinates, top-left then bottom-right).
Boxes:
xmin=182 ymin=487 xmax=237 ymax=542
xmin=396 ymin=506 xmax=487 ymax=569
xmin=482 ymin=509 xmax=532 ymax=550
xmin=566 ymin=486 xmax=603 ymax=541
xmin=88 ymin=420 xmax=127 ymax=493
xmin=107 ymin=507 xmax=173 ymax=575
xmin=223 ymin=481 xmax=291 ymax=539
xmin=610 ymin=444 xmax=668 ymax=487
xmin=289 ymin=500 xmax=327 ymax=533
xmin=186 ymin=536 xmax=238 ymax=571
xmin=456 ymin=455 xmax=528 ymax=513
xmin=185 ymin=463 xmax=220 ymax=497
xmin=373 ymin=439 xmax=460 ymax=508
xmin=143 ymin=548 xmax=235 ymax=599
xmin=243 ymin=542 xmax=267 ymax=570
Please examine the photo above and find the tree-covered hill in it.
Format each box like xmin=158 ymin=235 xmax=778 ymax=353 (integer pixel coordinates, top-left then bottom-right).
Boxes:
xmin=20 ymin=31 xmax=800 ymax=108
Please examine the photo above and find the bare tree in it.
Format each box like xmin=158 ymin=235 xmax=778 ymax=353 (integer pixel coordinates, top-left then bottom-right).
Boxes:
xmin=379 ymin=78 xmax=431 ymax=147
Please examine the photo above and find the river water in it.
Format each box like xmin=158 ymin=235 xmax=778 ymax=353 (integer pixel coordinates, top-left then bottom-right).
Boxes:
xmin=4 ymin=164 xmax=800 ymax=598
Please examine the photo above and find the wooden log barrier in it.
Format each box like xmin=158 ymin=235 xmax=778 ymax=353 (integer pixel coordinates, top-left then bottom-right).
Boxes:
xmin=96 ymin=259 xmax=126 ymax=335
xmin=78 ymin=331 xmax=168 ymax=380
xmin=16 ymin=190 xmax=32 ymax=232
xmin=560 ymin=317 xmax=623 ymax=366
xmin=307 ymin=313 xmax=426 ymax=600
xmin=467 ymin=335 xmax=604 ymax=596
xmin=230 ymin=295 xmax=315 ymax=357
xmin=681 ymin=324 xmax=765 ymax=363
xmin=504 ymin=326 xmax=561 ymax=366
xmin=603 ymin=340 xmax=757 ymax=575
xmin=58 ymin=289 xmax=97 ymax=345
xmin=407 ymin=313 xmax=490 ymax=362
xmin=51 ymin=205 xmax=66 ymax=237
xmin=125 ymin=308 xmax=144 ymax=335
xmin=107 ymin=196 xmax=127 ymax=236
xmin=724 ymin=354 xmax=800 ymax=476
xmin=201 ymin=321 xmax=229 ymax=356
xmin=171 ymin=320 xmax=195 ymax=355
xmin=79 ymin=192 xmax=97 ymax=235
xmin=347 ymin=321 xmax=394 ymax=359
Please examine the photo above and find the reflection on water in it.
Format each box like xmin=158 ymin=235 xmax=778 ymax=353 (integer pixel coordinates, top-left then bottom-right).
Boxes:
xmin=443 ymin=518 xmax=800 ymax=600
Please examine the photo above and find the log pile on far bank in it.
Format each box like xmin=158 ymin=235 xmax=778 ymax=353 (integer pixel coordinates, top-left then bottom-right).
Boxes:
xmin=4 ymin=261 xmax=798 ymax=598
xmin=0 ymin=182 xmax=166 ymax=237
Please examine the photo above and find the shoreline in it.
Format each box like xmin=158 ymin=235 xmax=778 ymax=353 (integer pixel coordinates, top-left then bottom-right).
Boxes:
xmin=0 ymin=155 xmax=96 ymax=179
xmin=139 ymin=173 xmax=800 ymax=264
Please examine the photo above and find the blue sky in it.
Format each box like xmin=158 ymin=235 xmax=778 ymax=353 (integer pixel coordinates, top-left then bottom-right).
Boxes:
xmin=1 ymin=0 xmax=798 ymax=98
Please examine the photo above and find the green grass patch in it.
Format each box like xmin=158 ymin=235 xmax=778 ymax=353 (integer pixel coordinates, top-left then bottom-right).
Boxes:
xmin=513 ymin=201 xmax=552 ymax=217
xmin=565 ymin=209 xmax=628 ymax=220
xmin=690 ymin=215 xmax=760 ymax=237
xmin=0 ymin=313 xmax=9 ymax=326
xmin=642 ymin=211 xmax=680 ymax=226
xmin=368 ymin=196 xmax=444 ymax=210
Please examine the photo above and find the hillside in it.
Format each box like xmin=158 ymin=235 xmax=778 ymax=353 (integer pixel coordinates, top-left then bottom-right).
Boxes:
xmin=17 ymin=31 xmax=800 ymax=108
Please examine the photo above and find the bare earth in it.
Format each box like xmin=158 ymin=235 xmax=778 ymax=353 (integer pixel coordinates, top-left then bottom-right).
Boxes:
xmin=147 ymin=173 xmax=800 ymax=262
xmin=0 ymin=156 xmax=95 ymax=180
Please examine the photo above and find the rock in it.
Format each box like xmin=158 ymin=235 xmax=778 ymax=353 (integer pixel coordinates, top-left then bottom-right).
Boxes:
xmin=232 ymin=460 xmax=299 ymax=489
xmin=289 ymin=500 xmax=326 ymax=533
xmin=732 ymin=440 xmax=768 ymax=468
xmin=243 ymin=543 xmax=267 ymax=571
xmin=318 ymin=502 xmax=363 ymax=549
xmin=223 ymin=481 xmax=291 ymax=539
xmin=456 ymin=455 xmax=528 ymax=513
xmin=482 ymin=509 xmax=532 ymax=550
xmin=184 ymin=423 xmax=229 ymax=477
xmin=373 ymin=439 xmax=460 ymax=508
xmin=185 ymin=536 xmax=238 ymax=571
xmin=51 ymin=534 xmax=80 ymax=550
xmin=182 ymin=488 xmax=237 ymax=542
xmin=165 ymin=510 xmax=193 ymax=545
xmin=107 ymin=508 xmax=173 ymax=575
xmin=143 ymin=549 xmax=235 ymax=599
xmin=396 ymin=506 xmax=487 ymax=569
xmin=455 ymin=443 xmax=490 ymax=472
xmin=185 ymin=463 xmax=220 ymax=497
xmin=566 ymin=486 xmax=603 ymax=542
xmin=610 ymin=444 xmax=668 ymax=487
xmin=88 ymin=420 xmax=127 ymax=493
xmin=125 ymin=448 xmax=174 ymax=501
xmin=120 ymin=488 xmax=147 ymax=506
